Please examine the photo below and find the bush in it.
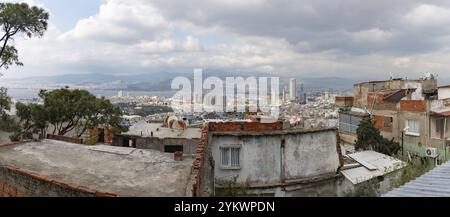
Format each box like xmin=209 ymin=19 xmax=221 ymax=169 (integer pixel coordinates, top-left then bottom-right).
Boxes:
xmin=355 ymin=118 xmax=400 ymax=156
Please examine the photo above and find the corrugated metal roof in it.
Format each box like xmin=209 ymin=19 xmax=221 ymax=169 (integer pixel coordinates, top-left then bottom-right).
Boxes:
xmin=341 ymin=151 xmax=407 ymax=185
xmin=383 ymin=161 xmax=450 ymax=197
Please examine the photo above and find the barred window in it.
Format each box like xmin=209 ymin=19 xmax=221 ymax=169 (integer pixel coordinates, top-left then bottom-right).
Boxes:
xmin=220 ymin=146 xmax=241 ymax=169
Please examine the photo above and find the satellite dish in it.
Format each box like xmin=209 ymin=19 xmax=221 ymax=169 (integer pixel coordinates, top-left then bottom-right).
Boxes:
xmin=424 ymin=72 xmax=435 ymax=80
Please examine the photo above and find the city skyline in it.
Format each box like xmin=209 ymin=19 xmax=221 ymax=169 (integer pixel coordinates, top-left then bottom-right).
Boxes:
xmin=1 ymin=0 xmax=450 ymax=84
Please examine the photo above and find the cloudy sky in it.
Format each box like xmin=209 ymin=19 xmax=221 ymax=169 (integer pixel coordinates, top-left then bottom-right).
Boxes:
xmin=2 ymin=0 xmax=450 ymax=83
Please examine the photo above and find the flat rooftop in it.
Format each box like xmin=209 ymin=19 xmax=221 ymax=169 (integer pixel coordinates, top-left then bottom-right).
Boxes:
xmin=123 ymin=122 xmax=202 ymax=139
xmin=0 ymin=139 xmax=194 ymax=197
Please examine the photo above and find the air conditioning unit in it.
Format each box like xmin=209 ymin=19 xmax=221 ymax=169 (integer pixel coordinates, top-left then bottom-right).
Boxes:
xmin=425 ymin=147 xmax=438 ymax=158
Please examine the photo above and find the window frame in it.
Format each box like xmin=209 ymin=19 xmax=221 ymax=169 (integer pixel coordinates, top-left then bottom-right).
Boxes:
xmin=434 ymin=118 xmax=445 ymax=139
xmin=405 ymin=119 xmax=421 ymax=137
xmin=339 ymin=113 xmax=363 ymax=134
xmin=219 ymin=144 xmax=242 ymax=170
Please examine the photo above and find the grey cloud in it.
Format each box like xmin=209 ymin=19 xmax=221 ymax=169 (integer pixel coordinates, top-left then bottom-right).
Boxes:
xmin=150 ymin=0 xmax=450 ymax=55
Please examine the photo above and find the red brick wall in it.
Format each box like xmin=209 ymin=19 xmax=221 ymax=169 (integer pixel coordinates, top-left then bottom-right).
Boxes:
xmin=367 ymin=93 xmax=386 ymax=104
xmin=0 ymin=165 xmax=118 ymax=197
xmin=373 ymin=102 xmax=397 ymax=111
xmin=400 ymin=100 xmax=427 ymax=112
xmin=191 ymin=124 xmax=209 ymax=197
xmin=374 ymin=116 xmax=384 ymax=130
xmin=0 ymin=181 xmax=28 ymax=197
xmin=208 ymin=121 xmax=283 ymax=132
xmin=335 ymin=97 xmax=354 ymax=108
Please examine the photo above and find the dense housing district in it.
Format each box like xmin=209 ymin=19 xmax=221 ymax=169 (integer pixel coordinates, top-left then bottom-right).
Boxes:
xmin=1 ymin=75 xmax=449 ymax=197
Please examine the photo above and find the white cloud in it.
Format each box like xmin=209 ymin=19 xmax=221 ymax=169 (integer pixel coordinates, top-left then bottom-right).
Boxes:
xmin=352 ymin=28 xmax=396 ymax=43
xmin=4 ymin=0 xmax=450 ymax=84
xmin=404 ymin=4 xmax=450 ymax=27
xmin=59 ymin=0 xmax=167 ymax=43
xmin=392 ymin=57 xmax=412 ymax=68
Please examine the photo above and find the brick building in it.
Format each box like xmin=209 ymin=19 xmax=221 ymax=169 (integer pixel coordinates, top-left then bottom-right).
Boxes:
xmin=337 ymin=78 xmax=450 ymax=162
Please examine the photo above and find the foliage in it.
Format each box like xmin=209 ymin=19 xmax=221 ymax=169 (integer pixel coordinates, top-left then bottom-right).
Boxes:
xmin=0 ymin=87 xmax=10 ymax=116
xmin=347 ymin=179 xmax=380 ymax=197
xmin=0 ymin=87 xmax=15 ymax=131
xmin=217 ymin=176 xmax=251 ymax=197
xmin=355 ymin=118 xmax=401 ymax=156
xmin=12 ymin=87 xmax=127 ymax=140
xmin=390 ymin=153 xmax=430 ymax=190
xmin=0 ymin=2 xmax=49 ymax=72
xmin=12 ymin=102 xmax=43 ymax=140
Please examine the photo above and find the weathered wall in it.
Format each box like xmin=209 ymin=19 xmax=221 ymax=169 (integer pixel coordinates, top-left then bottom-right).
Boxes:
xmin=284 ymin=131 xmax=341 ymax=179
xmin=210 ymin=130 xmax=341 ymax=187
xmin=46 ymin=134 xmax=83 ymax=144
xmin=219 ymin=176 xmax=344 ymax=197
xmin=136 ymin=137 xmax=199 ymax=156
xmin=112 ymin=135 xmax=199 ymax=156
xmin=335 ymin=97 xmax=354 ymax=108
xmin=0 ymin=165 xmax=116 ymax=197
xmin=211 ymin=135 xmax=281 ymax=185
xmin=438 ymin=87 xmax=450 ymax=100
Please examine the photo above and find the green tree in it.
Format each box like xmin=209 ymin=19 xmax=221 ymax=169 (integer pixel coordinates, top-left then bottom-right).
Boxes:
xmin=355 ymin=118 xmax=400 ymax=156
xmin=11 ymin=102 xmax=33 ymax=140
xmin=0 ymin=87 xmax=15 ymax=131
xmin=37 ymin=88 xmax=126 ymax=137
xmin=0 ymin=87 xmax=10 ymax=118
xmin=12 ymin=102 xmax=48 ymax=140
xmin=0 ymin=2 xmax=49 ymax=72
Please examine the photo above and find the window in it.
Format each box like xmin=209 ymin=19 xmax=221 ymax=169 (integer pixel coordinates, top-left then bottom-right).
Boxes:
xmin=220 ymin=145 xmax=241 ymax=169
xmin=383 ymin=117 xmax=393 ymax=132
xmin=405 ymin=119 xmax=420 ymax=136
xmin=164 ymin=145 xmax=183 ymax=153
xmin=339 ymin=113 xmax=363 ymax=134
xmin=436 ymin=118 xmax=445 ymax=139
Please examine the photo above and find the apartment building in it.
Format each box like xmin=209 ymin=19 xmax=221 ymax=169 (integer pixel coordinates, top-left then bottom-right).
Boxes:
xmin=337 ymin=78 xmax=450 ymax=162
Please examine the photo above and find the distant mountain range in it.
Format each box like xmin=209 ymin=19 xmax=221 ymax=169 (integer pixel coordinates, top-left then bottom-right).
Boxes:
xmin=1 ymin=71 xmax=362 ymax=91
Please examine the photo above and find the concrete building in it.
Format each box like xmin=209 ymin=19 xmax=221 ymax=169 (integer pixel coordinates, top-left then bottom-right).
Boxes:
xmin=189 ymin=121 xmax=345 ymax=197
xmin=282 ymin=86 xmax=288 ymax=104
xmin=299 ymin=83 xmax=306 ymax=105
xmin=289 ymin=78 xmax=298 ymax=102
xmin=335 ymin=96 xmax=354 ymax=108
xmin=0 ymin=139 xmax=194 ymax=197
xmin=337 ymin=78 xmax=450 ymax=162
xmin=112 ymin=120 xmax=201 ymax=156
xmin=438 ymin=85 xmax=450 ymax=100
